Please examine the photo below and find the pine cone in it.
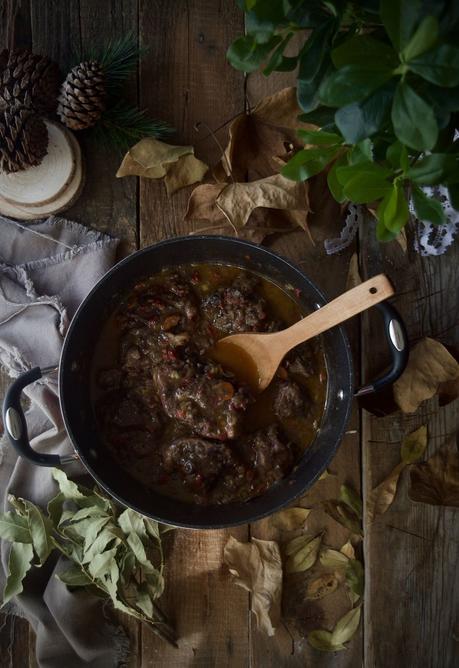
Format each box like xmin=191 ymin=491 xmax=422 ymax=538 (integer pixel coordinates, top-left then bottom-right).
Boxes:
xmin=57 ymin=61 xmax=106 ymax=130
xmin=0 ymin=105 xmax=48 ymax=173
xmin=0 ymin=49 xmax=60 ymax=113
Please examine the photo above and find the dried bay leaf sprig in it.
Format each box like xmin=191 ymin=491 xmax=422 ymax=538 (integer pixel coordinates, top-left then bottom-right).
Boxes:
xmin=0 ymin=469 xmax=176 ymax=647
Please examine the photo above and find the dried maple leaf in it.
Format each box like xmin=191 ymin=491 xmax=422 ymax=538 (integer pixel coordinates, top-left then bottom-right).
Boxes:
xmin=224 ymin=535 xmax=282 ymax=636
xmin=116 ymin=137 xmax=208 ymax=194
xmin=409 ymin=445 xmax=459 ymax=507
xmin=367 ymin=426 xmax=428 ymax=521
xmin=393 ymin=338 xmax=459 ymax=413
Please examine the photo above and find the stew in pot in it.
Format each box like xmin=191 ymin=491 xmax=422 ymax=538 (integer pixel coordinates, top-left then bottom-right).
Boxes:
xmin=91 ymin=264 xmax=327 ymax=505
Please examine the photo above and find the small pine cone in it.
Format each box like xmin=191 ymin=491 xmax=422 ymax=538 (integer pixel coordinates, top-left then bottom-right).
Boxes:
xmin=0 ymin=49 xmax=60 ymax=113
xmin=57 ymin=61 xmax=106 ymax=130
xmin=0 ymin=105 xmax=48 ymax=173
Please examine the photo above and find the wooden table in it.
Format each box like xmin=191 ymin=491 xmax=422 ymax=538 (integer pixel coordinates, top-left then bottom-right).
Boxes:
xmin=1 ymin=2 xmax=458 ymax=667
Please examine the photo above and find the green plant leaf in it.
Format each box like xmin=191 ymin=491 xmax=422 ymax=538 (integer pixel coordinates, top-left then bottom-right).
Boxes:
xmin=297 ymin=129 xmax=342 ymax=145
xmin=319 ymin=64 xmax=394 ymax=107
xmin=402 ymin=16 xmax=439 ymax=62
xmin=57 ymin=566 xmax=93 ymax=587
xmin=343 ymin=173 xmax=392 ymax=204
xmin=281 ymin=146 xmax=338 ymax=181
xmin=339 ymin=485 xmax=363 ymax=519
xmin=308 ymin=629 xmax=346 ymax=652
xmin=0 ymin=512 xmax=31 ymax=544
xmin=327 ymin=155 xmax=347 ymax=203
xmin=345 ymin=559 xmax=364 ymax=597
xmin=386 ymin=141 xmax=409 ymax=172
xmin=227 ymin=34 xmax=281 ymax=72
xmin=448 ymin=183 xmax=459 ymax=211
xmin=412 ymin=185 xmax=445 ymax=225
xmin=298 ymin=106 xmax=336 ymax=127
xmin=26 ymin=503 xmax=53 ymax=565
xmin=286 ymin=534 xmax=322 ymax=573
xmin=332 ymin=35 xmax=398 ymax=69
xmin=334 ymin=83 xmax=394 ymax=143
xmin=409 ymin=45 xmax=459 ymax=87
xmin=263 ymin=33 xmax=296 ymax=75
xmin=406 ymin=154 xmax=459 ymax=185
xmin=88 ymin=547 xmax=118 ymax=579
xmin=336 ymin=161 xmax=392 ymax=185
xmin=348 ymin=139 xmax=373 ymax=165
xmin=376 ymin=183 xmax=409 ymax=236
xmin=391 ymin=81 xmax=438 ymax=150
xmin=331 ymin=606 xmax=361 ymax=645
xmin=380 ymin=0 xmax=421 ymax=51
xmin=297 ymin=59 xmax=332 ymax=112
xmin=298 ymin=19 xmax=335 ymax=84
xmin=2 ymin=542 xmax=34 ymax=605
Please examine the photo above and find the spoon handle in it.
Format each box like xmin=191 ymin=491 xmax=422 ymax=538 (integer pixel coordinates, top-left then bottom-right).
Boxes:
xmin=279 ymin=274 xmax=394 ymax=353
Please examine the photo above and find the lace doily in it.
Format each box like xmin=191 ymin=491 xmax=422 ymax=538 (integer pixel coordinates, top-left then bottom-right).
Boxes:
xmin=324 ymin=203 xmax=361 ymax=254
xmin=410 ymin=185 xmax=459 ymax=256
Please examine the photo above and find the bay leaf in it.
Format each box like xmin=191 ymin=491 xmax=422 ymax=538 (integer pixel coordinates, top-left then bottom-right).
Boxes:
xmin=319 ymin=548 xmax=349 ymax=570
xmin=286 ymin=534 xmax=322 ymax=573
xmin=401 ymin=425 xmax=428 ymax=464
xmin=2 ymin=542 xmax=34 ymax=605
xmin=284 ymin=533 xmax=314 ymax=557
xmin=47 ymin=492 xmax=65 ymax=526
xmin=224 ymin=535 xmax=282 ymax=636
xmin=340 ymin=540 xmax=355 ymax=560
xmin=118 ymin=508 xmax=148 ymax=540
xmin=88 ymin=547 xmax=118 ymax=579
xmin=126 ymin=532 xmax=156 ymax=573
xmin=25 ymin=502 xmax=53 ymax=565
xmin=345 ymin=559 xmax=364 ymax=597
xmin=393 ymin=338 xmax=459 ymax=413
xmin=83 ymin=516 xmax=111 ymax=551
xmin=52 ymin=468 xmax=86 ymax=502
xmin=57 ymin=566 xmax=92 ymax=587
xmin=308 ymin=629 xmax=346 ymax=652
xmin=322 ymin=500 xmax=362 ymax=536
xmin=0 ymin=511 xmax=31 ymax=544
xmin=82 ymin=527 xmax=118 ymax=564
xmin=306 ymin=573 xmax=339 ymax=600
xmin=134 ymin=582 xmax=154 ymax=618
xmin=409 ymin=446 xmax=459 ymax=507
xmin=366 ymin=462 xmax=405 ymax=522
xmin=339 ymin=484 xmax=363 ymax=519
xmin=331 ymin=606 xmax=361 ymax=645
xmin=272 ymin=507 xmax=311 ymax=531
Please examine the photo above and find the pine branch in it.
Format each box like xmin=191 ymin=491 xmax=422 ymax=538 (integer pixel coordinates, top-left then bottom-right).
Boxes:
xmin=92 ymin=101 xmax=173 ymax=151
xmin=92 ymin=34 xmax=146 ymax=90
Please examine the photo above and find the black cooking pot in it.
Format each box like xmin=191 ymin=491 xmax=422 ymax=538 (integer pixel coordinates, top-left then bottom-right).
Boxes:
xmin=3 ymin=236 xmax=408 ymax=528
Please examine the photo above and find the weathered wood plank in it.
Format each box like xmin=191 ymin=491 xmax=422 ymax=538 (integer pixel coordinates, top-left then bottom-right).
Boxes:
xmin=360 ymin=221 xmax=459 ymax=668
xmin=138 ymin=2 xmax=250 ymax=665
xmin=246 ymin=58 xmax=363 ymax=663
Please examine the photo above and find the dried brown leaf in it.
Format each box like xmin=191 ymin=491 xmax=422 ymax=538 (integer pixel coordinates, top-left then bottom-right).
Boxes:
xmin=164 ymin=153 xmax=209 ymax=196
xmin=438 ymin=376 xmax=459 ymax=406
xmin=184 ymin=183 xmax=227 ymax=224
xmin=252 ymin=87 xmax=314 ymax=130
xmin=224 ymin=536 xmax=282 ymax=636
xmin=272 ymin=507 xmax=311 ymax=531
xmin=306 ymin=573 xmax=339 ymax=600
xmin=286 ymin=534 xmax=322 ymax=573
xmin=367 ymin=462 xmax=404 ymax=522
xmin=346 ymin=253 xmax=361 ymax=290
xmin=116 ymin=138 xmax=192 ymax=179
xmin=401 ymin=425 xmax=428 ymax=464
xmin=393 ymin=338 xmax=459 ymax=413
xmin=322 ymin=500 xmax=362 ymax=536
xmin=340 ymin=540 xmax=355 ymax=560
xmin=319 ymin=548 xmax=349 ymax=570
xmin=308 ymin=629 xmax=346 ymax=652
xmin=331 ymin=606 xmax=361 ymax=645
xmin=409 ymin=446 xmax=459 ymax=507
xmin=216 ymin=174 xmax=309 ymax=229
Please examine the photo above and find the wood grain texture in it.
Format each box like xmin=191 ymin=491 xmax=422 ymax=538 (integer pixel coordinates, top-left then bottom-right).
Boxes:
xmin=360 ymin=219 xmax=459 ymax=668
xmin=138 ymin=2 xmax=249 ymax=666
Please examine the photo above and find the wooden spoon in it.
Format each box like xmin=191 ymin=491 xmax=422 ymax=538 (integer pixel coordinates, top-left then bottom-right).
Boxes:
xmin=212 ymin=274 xmax=394 ymax=392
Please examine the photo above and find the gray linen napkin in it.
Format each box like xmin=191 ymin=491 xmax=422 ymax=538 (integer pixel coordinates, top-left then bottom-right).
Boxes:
xmin=0 ymin=216 xmax=131 ymax=667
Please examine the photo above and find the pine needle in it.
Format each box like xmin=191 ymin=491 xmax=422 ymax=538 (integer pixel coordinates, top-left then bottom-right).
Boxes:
xmin=92 ymin=101 xmax=173 ymax=151
xmin=87 ymin=34 xmax=146 ymax=90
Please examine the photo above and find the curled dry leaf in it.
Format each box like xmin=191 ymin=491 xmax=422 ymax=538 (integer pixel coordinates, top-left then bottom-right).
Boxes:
xmin=285 ymin=534 xmax=322 ymax=573
xmin=338 ymin=485 xmax=363 ymax=519
xmin=224 ymin=535 xmax=282 ymax=636
xmin=306 ymin=573 xmax=339 ymax=600
xmin=340 ymin=540 xmax=355 ymax=560
xmin=319 ymin=548 xmax=348 ymax=570
xmin=409 ymin=445 xmax=459 ymax=507
xmin=308 ymin=629 xmax=346 ymax=652
xmin=346 ymin=253 xmax=361 ymax=290
xmin=393 ymin=338 xmax=459 ymax=413
xmin=401 ymin=425 xmax=428 ymax=464
xmin=116 ymin=137 xmax=208 ymax=195
xmin=272 ymin=507 xmax=311 ymax=531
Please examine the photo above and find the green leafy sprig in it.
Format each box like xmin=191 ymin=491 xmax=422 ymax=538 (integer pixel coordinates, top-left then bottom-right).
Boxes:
xmin=0 ymin=469 xmax=177 ymax=647
xmin=228 ymin=0 xmax=459 ymax=241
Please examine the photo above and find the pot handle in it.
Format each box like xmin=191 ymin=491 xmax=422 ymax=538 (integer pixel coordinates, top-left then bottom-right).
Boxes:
xmin=355 ymin=301 xmax=408 ymax=397
xmin=2 ymin=366 xmax=79 ymax=467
